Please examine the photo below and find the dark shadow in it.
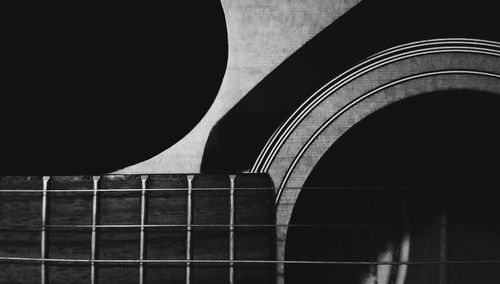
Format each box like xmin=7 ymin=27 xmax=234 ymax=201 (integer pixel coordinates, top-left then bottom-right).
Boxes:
xmin=201 ymin=0 xmax=500 ymax=173
xmin=0 ymin=1 xmax=227 ymax=174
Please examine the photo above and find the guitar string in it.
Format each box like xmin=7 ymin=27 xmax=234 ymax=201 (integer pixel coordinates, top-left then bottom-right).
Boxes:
xmin=1 ymin=185 xmax=498 ymax=230
xmin=2 ymin=223 xmax=500 ymax=230
xmin=1 ymin=184 xmax=499 ymax=193
xmin=1 ymin=256 xmax=500 ymax=266
xmin=2 ymin=184 xmax=498 ymax=267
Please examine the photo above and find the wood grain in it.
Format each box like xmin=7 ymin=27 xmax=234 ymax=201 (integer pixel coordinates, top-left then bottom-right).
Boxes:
xmin=0 ymin=174 xmax=274 ymax=284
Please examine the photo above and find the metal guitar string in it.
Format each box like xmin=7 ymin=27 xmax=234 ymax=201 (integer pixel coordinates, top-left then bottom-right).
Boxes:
xmin=1 ymin=256 xmax=500 ymax=266
xmin=1 ymin=184 xmax=499 ymax=192
xmin=1 ymin=184 xmax=499 ymax=267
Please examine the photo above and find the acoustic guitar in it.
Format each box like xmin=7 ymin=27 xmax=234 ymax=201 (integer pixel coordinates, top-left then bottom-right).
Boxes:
xmin=2 ymin=0 xmax=500 ymax=283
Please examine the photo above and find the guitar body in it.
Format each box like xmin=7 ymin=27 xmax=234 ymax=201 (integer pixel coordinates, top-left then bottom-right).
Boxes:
xmin=2 ymin=0 xmax=500 ymax=283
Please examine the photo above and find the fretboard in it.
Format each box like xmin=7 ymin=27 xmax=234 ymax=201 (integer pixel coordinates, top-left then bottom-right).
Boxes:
xmin=0 ymin=174 xmax=274 ymax=284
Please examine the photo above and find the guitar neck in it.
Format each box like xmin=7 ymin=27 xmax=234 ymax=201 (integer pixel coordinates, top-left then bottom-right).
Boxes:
xmin=0 ymin=174 xmax=274 ymax=284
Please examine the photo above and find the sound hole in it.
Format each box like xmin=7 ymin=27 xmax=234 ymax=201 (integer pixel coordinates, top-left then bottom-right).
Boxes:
xmin=285 ymin=90 xmax=500 ymax=283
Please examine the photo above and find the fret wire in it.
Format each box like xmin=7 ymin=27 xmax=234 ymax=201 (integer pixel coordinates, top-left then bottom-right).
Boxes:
xmin=2 ymin=256 xmax=500 ymax=265
xmin=139 ymin=175 xmax=148 ymax=284
xmin=41 ymin=176 xmax=50 ymax=284
xmin=186 ymin=175 xmax=194 ymax=284
xmin=229 ymin=175 xmax=236 ymax=284
xmin=91 ymin=176 xmax=100 ymax=284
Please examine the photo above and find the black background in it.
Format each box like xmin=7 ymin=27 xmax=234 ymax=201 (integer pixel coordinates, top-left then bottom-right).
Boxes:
xmin=0 ymin=1 xmax=227 ymax=174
